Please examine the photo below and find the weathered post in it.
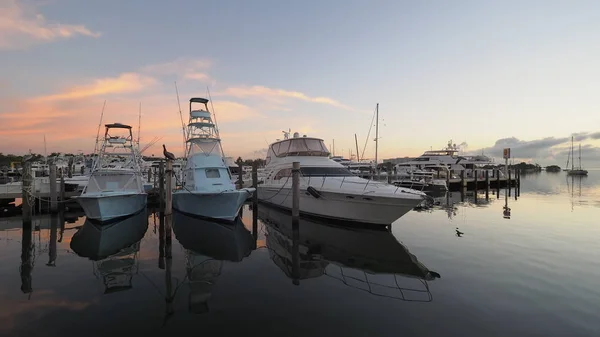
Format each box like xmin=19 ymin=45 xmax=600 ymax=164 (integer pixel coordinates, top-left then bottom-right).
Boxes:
xmin=159 ymin=161 xmax=165 ymax=212
xmin=21 ymin=162 xmax=33 ymax=225
xmin=252 ymin=163 xmax=258 ymax=240
xmin=292 ymin=162 xmax=300 ymax=221
xmin=165 ymin=160 xmax=173 ymax=215
xmin=485 ymin=170 xmax=490 ymax=200
xmin=291 ymin=161 xmax=301 ymax=286
xmin=59 ymin=176 xmax=65 ymax=211
xmin=49 ymin=164 xmax=58 ymax=213
xmin=474 ymin=169 xmax=478 ymax=192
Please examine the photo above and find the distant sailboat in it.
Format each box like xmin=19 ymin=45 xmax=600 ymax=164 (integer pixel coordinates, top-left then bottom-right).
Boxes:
xmin=567 ymin=136 xmax=588 ymax=176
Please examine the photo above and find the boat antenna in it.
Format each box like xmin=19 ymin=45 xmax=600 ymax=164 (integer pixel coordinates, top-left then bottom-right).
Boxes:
xmin=137 ymin=102 xmax=142 ymax=146
xmin=93 ymin=100 xmax=106 ymax=155
xmin=174 ymin=81 xmax=187 ymax=155
xmin=43 ymin=134 xmax=47 ymax=164
xmin=375 ymin=103 xmax=379 ymax=166
xmin=361 ymin=104 xmax=377 ymax=161
xmin=354 ymin=134 xmax=360 ymax=162
xmin=206 ymin=86 xmax=220 ymax=137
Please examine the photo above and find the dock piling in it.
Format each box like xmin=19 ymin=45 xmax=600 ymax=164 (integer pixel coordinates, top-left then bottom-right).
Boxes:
xmin=21 ymin=162 xmax=33 ymax=225
xmin=49 ymin=164 xmax=58 ymax=213
xmin=485 ymin=170 xmax=490 ymax=200
xmin=251 ymin=163 xmax=258 ymax=240
xmin=59 ymin=176 xmax=65 ymax=211
xmin=165 ymin=160 xmax=173 ymax=215
xmin=159 ymin=161 xmax=165 ymax=213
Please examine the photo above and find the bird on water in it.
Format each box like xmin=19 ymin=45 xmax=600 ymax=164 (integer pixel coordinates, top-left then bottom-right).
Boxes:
xmin=163 ymin=144 xmax=176 ymax=160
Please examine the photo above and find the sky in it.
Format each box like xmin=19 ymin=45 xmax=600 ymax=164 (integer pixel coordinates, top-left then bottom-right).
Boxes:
xmin=1 ymin=0 xmax=600 ymax=167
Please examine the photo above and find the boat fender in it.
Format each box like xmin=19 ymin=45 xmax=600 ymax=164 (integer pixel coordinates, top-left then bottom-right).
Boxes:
xmin=306 ymin=186 xmax=321 ymax=199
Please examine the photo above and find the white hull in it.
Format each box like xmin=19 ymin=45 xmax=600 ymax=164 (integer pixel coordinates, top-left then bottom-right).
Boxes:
xmin=257 ymin=186 xmax=422 ymax=225
xmin=173 ymin=188 xmax=254 ymax=221
xmin=74 ymin=193 xmax=147 ymax=222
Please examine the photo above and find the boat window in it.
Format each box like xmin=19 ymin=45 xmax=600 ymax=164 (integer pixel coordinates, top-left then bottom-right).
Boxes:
xmin=269 ymin=138 xmax=330 ymax=157
xmin=413 ymin=158 xmax=430 ymax=161
xmin=299 ymin=167 xmax=353 ymax=177
xmin=205 ymin=168 xmax=221 ymax=178
xmin=274 ymin=168 xmax=292 ymax=180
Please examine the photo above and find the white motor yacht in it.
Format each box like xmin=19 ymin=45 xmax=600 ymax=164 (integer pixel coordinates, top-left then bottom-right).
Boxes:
xmin=257 ymin=131 xmax=426 ymax=225
xmin=74 ymin=123 xmax=147 ymax=222
xmin=172 ymin=97 xmax=255 ymax=221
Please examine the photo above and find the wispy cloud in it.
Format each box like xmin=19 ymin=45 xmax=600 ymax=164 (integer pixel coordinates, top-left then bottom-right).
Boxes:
xmin=141 ymin=57 xmax=214 ymax=84
xmin=33 ymin=73 xmax=157 ymax=101
xmin=0 ymin=0 xmax=100 ymax=49
xmin=218 ymin=85 xmax=354 ymax=111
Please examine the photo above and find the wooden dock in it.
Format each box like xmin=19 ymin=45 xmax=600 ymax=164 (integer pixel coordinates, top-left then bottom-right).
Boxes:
xmin=361 ymin=169 xmax=520 ymax=192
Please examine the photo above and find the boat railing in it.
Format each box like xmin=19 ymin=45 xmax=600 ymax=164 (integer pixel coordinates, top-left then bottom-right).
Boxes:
xmin=324 ymin=265 xmax=433 ymax=302
xmin=301 ymin=173 xmax=424 ymax=197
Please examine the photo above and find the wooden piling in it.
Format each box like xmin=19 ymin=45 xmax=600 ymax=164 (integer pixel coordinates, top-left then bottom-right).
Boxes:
xmin=460 ymin=170 xmax=466 ymax=190
xmin=21 ymin=162 xmax=33 ymax=224
xmin=291 ymin=161 xmax=300 ymax=286
xmin=508 ymin=169 xmax=512 ymax=188
xmin=153 ymin=168 xmax=158 ymax=188
xmin=251 ymin=163 xmax=258 ymax=240
xmin=485 ymin=170 xmax=490 ymax=200
xmin=292 ymin=161 xmax=300 ymax=222
xmin=59 ymin=176 xmax=65 ymax=211
xmin=474 ymin=169 xmax=478 ymax=191
xmin=165 ymin=160 xmax=173 ymax=215
xmin=49 ymin=164 xmax=58 ymax=213
xmin=237 ymin=163 xmax=243 ymax=189
xmin=159 ymin=161 xmax=165 ymax=212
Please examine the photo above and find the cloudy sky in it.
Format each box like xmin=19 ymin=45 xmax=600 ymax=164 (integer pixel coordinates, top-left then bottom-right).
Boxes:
xmin=1 ymin=0 xmax=599 ymax=167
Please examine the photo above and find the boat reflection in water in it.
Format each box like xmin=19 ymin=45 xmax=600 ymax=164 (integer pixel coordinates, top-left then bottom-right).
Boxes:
xmin=258 ymin=205 xmax=440 ymax=302
xmin=70 ymin=208 xmax=148 ymax=294
xmin=173 ymin=211 xmax=256 ymax=313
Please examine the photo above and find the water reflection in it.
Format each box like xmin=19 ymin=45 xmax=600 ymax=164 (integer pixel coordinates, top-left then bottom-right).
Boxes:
xmin=70 ymin=208 xmax=148 ymax=293
xmin=258 ymin=205 xmax=440 ymax=302
xmin=172 ymin=211 xmax=255 ymax=314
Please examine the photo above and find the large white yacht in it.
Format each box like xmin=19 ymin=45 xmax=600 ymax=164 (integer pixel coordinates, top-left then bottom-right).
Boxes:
xmin=172 ymin=97 xmax=255 ymax=221
xmin=74 ymin=123 xmax=147 ymax=222
xmin=395 ymin=140 xmax=497 ymax=179
xmin=257 ymin=131 xmax=426 ymax=225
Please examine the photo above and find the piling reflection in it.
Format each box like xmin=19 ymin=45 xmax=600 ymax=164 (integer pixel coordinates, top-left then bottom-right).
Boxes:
xmin=70 ymin=208 xmax=148 ymax=293
xmin=172 ymin=211 xmax=255 ymax=314
xmin=258 ymin=205 xmax=440 ymax=302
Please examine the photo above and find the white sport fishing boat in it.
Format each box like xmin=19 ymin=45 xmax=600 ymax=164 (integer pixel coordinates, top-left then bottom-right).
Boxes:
xmin=257 ymin=131 xmax=427 ymax=225
xmin=172 ymin=97 xmax=255 ymax=221
xmin=74 ymin=123 xmax=147 ymax=222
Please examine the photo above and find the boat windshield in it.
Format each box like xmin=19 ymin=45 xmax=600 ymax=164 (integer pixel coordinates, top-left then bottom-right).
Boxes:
xmin=300 ymin=167 xmax=353 ymax=177
xmin=270 ymin=138 xmax=329 ymax=157
xmin=188 ymin=139 xmax=223 ymax=157
xmin=85 ymin=171 xmax=140 ymax=194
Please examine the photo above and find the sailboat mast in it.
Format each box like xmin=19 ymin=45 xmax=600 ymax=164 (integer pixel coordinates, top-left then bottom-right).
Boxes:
xmin=332 ymin=139 xmax=335 ymax=156
xmin=579 ymin=143 xmax=582 ymax=168
xmin=354 ymin=134 xmax=360 ymax=162
xmin=137 ymin=102 xmax=142 ymax=146
xmin=375 ymin=103 xmax=379 ymax=166
xmin=571 ymin=136 xmax=574 ymax=171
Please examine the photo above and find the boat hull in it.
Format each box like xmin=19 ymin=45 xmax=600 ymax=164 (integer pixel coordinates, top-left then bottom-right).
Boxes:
xmin=74 ymin=193 xmax=147 ymax=222
xmin=257 ymin=186 xmax=423 ymax=225
xmin=173 ymin=188 xmax=254 ymax=221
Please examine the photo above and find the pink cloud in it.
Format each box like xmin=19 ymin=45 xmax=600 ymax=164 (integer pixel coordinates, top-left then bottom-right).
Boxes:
xmin=0 ymin=0 xmax=100 ymax=49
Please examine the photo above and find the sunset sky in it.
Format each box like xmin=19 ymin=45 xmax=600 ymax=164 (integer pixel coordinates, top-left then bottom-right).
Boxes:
xmin=1 ymin=0 xmax=599 ymax=166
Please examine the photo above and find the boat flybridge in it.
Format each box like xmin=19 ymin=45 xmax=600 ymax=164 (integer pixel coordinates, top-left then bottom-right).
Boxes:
xmin=395 ymin=140 xmax=497 ymax=179
xmin=172 ymin=97 xmax=255 ymax=221
xmin=74 ymin=123 xmax=147 ymax=222
xmin=257 ymin=131 xmax=427 ymax=226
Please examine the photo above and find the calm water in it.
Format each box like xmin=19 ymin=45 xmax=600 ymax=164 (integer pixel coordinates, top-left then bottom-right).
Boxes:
xmin=1 ymin=172 xmax=599 ymax=337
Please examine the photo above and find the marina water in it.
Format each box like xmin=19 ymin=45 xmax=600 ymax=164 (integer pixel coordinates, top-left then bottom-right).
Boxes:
xmin=0 ymin=171 xmax=599 ymax=336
